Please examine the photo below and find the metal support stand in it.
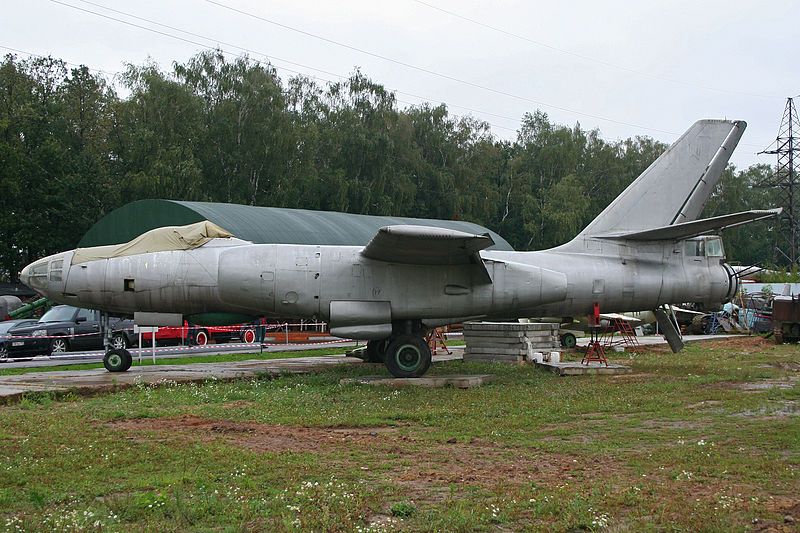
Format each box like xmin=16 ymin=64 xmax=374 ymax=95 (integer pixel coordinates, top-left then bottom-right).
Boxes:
xmin=425 ymin=328 xmax=452 ymax=355
xmin=582 ymin=326 xmax=608 ymax=366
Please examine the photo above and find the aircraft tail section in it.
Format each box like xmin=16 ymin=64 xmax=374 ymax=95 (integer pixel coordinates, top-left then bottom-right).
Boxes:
xmin=572 ymin=120 xmax=746 ymax=241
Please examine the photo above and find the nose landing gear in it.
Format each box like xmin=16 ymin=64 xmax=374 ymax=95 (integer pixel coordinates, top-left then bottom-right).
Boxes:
xmin=103 ymin=348 xmax=132 ymax=372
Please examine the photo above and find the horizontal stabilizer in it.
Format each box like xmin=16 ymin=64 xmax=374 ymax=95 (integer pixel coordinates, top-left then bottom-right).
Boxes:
xmin=361 ymin=225 xmax=493 ymax=265
xmin=595 ymin=208 xmax=781 ymax=241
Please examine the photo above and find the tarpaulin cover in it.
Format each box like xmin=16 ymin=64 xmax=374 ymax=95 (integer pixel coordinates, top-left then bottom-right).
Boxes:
xmin=71 ymin=221 xmax=233 ymax=264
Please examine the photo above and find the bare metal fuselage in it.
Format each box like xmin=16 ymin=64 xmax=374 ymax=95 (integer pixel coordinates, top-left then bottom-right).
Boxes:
xmin=31 ymin=234 xmax=734 ymax=340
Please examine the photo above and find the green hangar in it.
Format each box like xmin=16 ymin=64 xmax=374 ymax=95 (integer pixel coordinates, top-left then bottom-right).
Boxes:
xmin=78 ymin=200 xmax=514 ymax=250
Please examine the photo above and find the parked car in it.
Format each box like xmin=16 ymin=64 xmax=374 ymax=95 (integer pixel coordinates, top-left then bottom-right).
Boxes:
xmin=0 ymin=319 xmax=42 ymax=359
xmin=9 ymin=305 xmax=133 ymax=355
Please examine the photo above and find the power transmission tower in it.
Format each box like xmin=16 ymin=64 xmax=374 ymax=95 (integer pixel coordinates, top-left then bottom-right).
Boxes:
xmin=759 ymin=97 xmax=800 ymax=266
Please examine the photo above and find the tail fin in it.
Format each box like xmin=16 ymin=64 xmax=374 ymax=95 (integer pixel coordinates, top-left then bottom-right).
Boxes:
xmin=574 ymin=120 xmax=746 ymax=239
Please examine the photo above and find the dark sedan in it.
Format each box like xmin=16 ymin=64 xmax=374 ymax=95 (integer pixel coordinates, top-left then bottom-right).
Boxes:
xmin=8 ymin=305 xmax=134 ymax=356
xmin=0 ymin=319 xmax=44 ymax=359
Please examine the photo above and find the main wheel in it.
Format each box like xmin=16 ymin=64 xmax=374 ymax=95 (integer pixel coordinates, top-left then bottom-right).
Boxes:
xmin=0 ymin=343 xmax=8 ymax=359
xmin=50 ymin=337 xmax=69 ymax=354
xmin=560 ymin=332 xmax=577 ymax=348
xmin=384 ymin=335 xmax=432 ymax=378
xmin=103 ymin=348 xmax=132 ymax=372
xmin=110 ymin=333 xmax=128 ymax=350
xmin=366 ymin=339 xmax=388 ymax=363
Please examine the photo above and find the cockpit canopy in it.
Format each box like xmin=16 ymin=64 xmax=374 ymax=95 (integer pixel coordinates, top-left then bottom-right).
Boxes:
xmin=685 ymin=235 xmax=724 ymax=258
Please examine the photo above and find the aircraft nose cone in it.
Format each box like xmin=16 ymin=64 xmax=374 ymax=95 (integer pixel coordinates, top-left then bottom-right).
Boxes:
xmin=19 ymin=257 xmax=52 ymax=296
xmin=19 ymin=262 xmax=36 ymax=289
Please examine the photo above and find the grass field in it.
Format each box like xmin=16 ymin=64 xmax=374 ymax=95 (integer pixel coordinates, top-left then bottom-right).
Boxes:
xmin=0 ymin=336 xmax=797 ymax=532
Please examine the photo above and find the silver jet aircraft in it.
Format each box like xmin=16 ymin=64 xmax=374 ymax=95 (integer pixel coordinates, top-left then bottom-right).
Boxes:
xmin=20 ymin=120 xmax=778 ymax=377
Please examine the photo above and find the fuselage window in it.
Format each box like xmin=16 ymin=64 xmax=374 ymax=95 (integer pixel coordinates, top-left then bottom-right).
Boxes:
xmin=685 ymin=240 xmax=705 ymax=257
xmin=706 ymin=237 xmax=724 ymax=257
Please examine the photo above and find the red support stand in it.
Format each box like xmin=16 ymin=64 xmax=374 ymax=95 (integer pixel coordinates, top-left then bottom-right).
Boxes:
xmin=582 ymin=326 xmax=608 ymax=365
xmin=582 ymin=302 xmax=608 ymax=365
xmin=426 ymin=328 xmax=452 ymax=355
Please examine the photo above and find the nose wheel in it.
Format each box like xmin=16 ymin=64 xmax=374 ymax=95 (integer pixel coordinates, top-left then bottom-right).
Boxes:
xmin=103 ymin=348 xmax=132 ymax=372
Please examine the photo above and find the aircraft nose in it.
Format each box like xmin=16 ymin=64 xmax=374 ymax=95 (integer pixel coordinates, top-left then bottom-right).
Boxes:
xmin=20 ymin=260 xmax=39 ymax=288
xmin=19 ymin=257 xmax=53 ymax=296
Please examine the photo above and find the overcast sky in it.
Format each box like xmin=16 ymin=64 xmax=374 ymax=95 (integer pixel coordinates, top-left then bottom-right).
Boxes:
xmin=3 ymin=0 xmax=797 ymax=169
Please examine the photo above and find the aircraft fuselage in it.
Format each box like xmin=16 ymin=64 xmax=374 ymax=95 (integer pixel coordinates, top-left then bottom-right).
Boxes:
xmin=23 ymin=234 xmax=735 ymax=340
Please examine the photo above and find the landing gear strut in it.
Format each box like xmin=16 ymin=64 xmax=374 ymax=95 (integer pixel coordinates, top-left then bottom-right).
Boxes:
xmin=100 ymin=311 xmax=133 ymax=372
xmin=365 ymin=339 xmax=388 ymax=363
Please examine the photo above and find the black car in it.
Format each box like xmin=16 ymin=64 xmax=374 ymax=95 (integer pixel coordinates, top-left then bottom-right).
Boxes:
xmin=0 ymin=319 xmax=42 ymax=359
xmin=8 ymin=305 xmax=134 ymax=356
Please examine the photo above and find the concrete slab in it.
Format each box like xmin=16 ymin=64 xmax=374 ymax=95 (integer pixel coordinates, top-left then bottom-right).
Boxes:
xmin=340 ymin=374 xmax=494 ymax=389
xmin=0 ymin=348 xmax=465 ymax=403
xmin=535 ymin=361 xmax=632 ymax=376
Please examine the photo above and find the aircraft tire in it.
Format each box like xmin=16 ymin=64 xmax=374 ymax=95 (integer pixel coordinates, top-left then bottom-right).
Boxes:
xmin=560 ymin=333 xmax=577 ymax=348
xmin=384 ymin=335 xmax=431 ymax=378
xmin=103 ymin=348 xmax=132 ymax=372
xmin=365 ymin=339 xmax=388 ymax=363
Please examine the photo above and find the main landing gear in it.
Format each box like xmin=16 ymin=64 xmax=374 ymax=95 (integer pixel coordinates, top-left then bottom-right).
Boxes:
xmin=367 ymin=321 xmax=433 ymax=378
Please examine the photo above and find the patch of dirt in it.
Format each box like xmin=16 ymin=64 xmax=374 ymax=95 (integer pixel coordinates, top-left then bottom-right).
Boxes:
xmin=768 ymin=361 xmax=800 ymax=372
xmin=221 ymin=400 xmax=255 ymax=408
xmin=106 ymin=415 xmax=628 ymax=502
xmin=107 ymin=415 xmax=405 ymax=453
xmin=720 ymin=335 xmax=777 ymax=353
xmin=607 ymin=373 xmax=658 ymax=382
xmin=708 ymin=378 xmax=798 ymax=392
xmin=686 ymin=400 xmax=723 ymax=409
xmin=751 ymin=497 xmax=800 ymax=532
xmin=637 ymin=419 xmax=705 ymax=429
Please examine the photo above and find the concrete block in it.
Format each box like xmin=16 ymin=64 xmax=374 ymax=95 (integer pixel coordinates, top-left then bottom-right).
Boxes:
xmin=340 ymin=374 xmax=494 ymax=389
xmin=465 ymin=346 xmax=528 ymax=355
xmin=463 ymin=354 xmax=526 ymax=364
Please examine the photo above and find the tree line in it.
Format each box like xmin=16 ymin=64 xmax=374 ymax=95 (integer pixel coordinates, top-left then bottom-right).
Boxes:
xmin=0 ymin=51 xmax=779 ymax=281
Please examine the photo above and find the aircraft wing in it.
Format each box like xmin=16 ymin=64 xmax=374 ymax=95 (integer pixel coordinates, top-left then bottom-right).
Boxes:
xmin=596 ymin=208 xmax=781 ymax=241
xmin=361 ymin=225 xmax=494 ymax=265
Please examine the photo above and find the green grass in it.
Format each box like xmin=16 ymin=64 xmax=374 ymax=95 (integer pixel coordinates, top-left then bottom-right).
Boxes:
xmin=0 ymin=336 xmax=797 ymax=531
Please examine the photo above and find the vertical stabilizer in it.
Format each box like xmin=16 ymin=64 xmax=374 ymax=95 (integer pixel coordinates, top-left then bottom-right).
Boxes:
xmin=574 ymin=120 xmax=746 ymax=239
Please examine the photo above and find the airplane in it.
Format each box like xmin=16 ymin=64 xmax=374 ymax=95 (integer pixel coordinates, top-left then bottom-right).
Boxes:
xmin=19 ymin=119 xmax=780 ymax=377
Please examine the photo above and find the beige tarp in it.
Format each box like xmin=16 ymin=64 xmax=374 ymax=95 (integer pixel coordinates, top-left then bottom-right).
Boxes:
xmin=71 ymin=221 xmax=234 ymax=264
